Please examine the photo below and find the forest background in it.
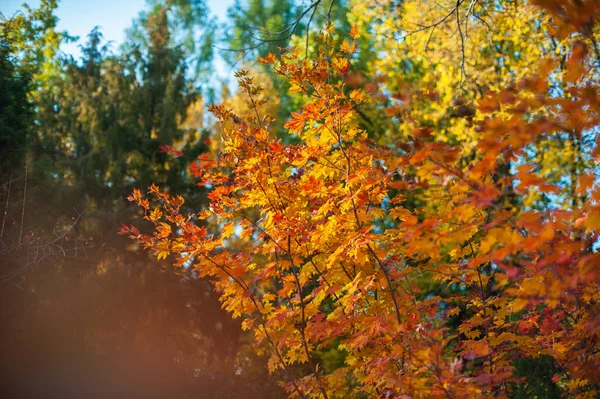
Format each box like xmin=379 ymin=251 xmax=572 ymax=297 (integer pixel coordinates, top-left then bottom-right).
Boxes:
xmin=1 ymin=0 xmax=600 ymax=398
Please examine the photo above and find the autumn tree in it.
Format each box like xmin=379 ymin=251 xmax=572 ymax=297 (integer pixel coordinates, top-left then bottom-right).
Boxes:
xmin=123 ymin=0 xmax=600 ymax=396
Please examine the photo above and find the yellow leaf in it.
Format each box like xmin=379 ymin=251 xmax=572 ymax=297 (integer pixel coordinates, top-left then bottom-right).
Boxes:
xmin=149 ymin=207 xmax=162 ymax=222
xmin=512 ymin=297 xmax=529 ymax=313
xmin=584 ymin=212 xmax=600 ymax=233
xmin=222 ymin=222 xmax=235 ymax=238
xmin=155 ymin=240 xmax=171 ymax=260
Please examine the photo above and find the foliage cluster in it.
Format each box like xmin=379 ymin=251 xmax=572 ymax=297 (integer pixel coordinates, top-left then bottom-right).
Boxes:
xmin=122 ymin=1 xmax=600 ymax=398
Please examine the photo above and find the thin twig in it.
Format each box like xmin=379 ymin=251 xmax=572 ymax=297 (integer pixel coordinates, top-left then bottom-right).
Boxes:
xmin=1 ymin=173 xmax=12 ymax=238
xmin=217 ymin=0 xmax=323 ymax=57
xmin=456 ymin=0 xmax=467 ymax=87
xmin=305 ymin=3 xmax=319 ymax=58
xmin=327 ymin=0 xmax=336 ymax=21
xmin=18 ymin=165 xmax=27 ymax=245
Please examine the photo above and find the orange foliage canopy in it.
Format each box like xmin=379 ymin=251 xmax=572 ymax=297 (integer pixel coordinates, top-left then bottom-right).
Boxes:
xmin=121 ymin=3 xmax=600 ymax=398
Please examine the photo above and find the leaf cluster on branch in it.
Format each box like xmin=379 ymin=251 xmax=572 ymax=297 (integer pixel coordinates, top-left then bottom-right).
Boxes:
xmin=122 ymin=2 xmax=600 ymax=398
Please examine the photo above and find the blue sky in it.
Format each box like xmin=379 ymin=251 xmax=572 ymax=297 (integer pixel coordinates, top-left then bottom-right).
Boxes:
xmin=1 ymin=0 xmax=234 ymax=58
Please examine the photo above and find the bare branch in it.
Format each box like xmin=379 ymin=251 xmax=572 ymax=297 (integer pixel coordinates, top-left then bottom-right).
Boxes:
xmin=456 ymin=0 xmax=467 ymax=87
xmin=1 ymin=173 xmax=12 ymax=239
xmin=218 ymin=1 xmax=323 ymax=60
xmin=18 ymin=164 xmax=27 ymax=245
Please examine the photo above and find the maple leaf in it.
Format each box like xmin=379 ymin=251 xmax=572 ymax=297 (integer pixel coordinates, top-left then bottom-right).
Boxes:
xmin=284 ymin=111 xmax=306 ymax=134
xmin=159 ymin=144 xmax=184 ymax=157
xmin=258 ymin=53 xmax=277 ymax=65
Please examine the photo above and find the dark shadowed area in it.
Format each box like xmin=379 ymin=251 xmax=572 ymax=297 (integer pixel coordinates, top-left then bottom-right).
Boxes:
xmin=0 ymin=215 xmax=285 ymax=398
